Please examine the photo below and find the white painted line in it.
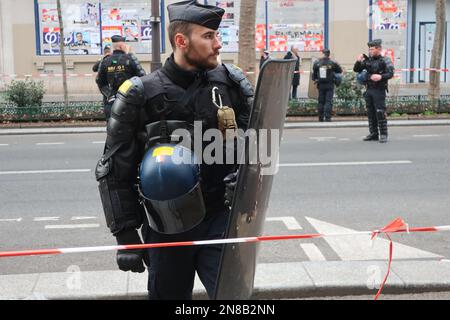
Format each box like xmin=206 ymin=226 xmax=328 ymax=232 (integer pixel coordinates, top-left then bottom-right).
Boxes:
xmin=36 ymin=142 xmax=65 ymax=146
xmin=266 ymin=216 xmax=302 ymax=230
xmin=279 ymin=160 xmax=412 ymax=167
xmin=305 ymin=216 xmax=442 ymax=261
xmin=0 ymin=144 xmax=9 ymax=146
xmin=338 ymin=138 xmax=350 ymax=141
xmin=45 ymin=224 xmax=100 ymax=229
xmin=413 ymin=134 xmax=441 ymax=138
xmin=300 ymin=243 xmax=326 ymax=261
xmin=309 ymin=137 xmax=337 ymax=142
xmin=0 ymin=218 xmax=22 ymax=222
xmin=71 ymin=216 xmax=97 ymax=221
xmin=0 ymin=169 xmax=91 ymax=175
xmin=92 ymin=141 xmax=104 ymax=144
xmin=33 ymin=217 xmax=60 ymax=222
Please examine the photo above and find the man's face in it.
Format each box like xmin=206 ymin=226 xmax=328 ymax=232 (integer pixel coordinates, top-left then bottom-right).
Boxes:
xmin=76 ymin=33 xmax=83 ymax=42
xmin=182 ymin=24 xmax=222 ymax=70
xmin=369 ymin=46 xmax=382 ymax=57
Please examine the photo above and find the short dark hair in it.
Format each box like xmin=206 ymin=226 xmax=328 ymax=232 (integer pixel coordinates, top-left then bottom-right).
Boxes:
xmin=168 ymin=21 xmax=194 ymax=49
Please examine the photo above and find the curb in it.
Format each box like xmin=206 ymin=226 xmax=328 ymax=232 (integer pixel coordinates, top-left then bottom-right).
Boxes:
xmin=0 ymin=120 xmax=449 ymax=135
xmin=2 ymin=260 xmax=450 ymax=300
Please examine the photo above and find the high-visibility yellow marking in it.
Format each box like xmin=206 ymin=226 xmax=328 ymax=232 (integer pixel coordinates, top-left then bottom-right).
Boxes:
xmin=152 ymin=146 xmax=174 ymax=157
xmin=118 ymin=80 xmax=133 ymax=94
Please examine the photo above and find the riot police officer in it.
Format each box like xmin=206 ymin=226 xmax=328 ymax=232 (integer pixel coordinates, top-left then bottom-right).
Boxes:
xmin=353 ymin=39 xmax=394 ymax=143
xmin=95 ymin=35 xmax=146 ymax=120
xmin=95 ymin=0 xmax=253 ymax=300
xmin=312 ymin=49 xmax=343 ymax=122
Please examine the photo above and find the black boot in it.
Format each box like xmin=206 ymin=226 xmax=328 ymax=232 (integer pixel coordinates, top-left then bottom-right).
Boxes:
xmin=378 ymin=120 xmax=388 ymax=143
xmin=363 ymin=115 xmax=378 ymax=141
xmin=363 ymin=133 xmax=379 ymax=141
xmin=377 ymin=110 xmax=388 ymax=143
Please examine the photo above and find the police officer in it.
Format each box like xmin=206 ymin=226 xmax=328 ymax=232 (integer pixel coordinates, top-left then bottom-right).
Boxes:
xmin=92 ymin=46 xmax=112 ymax=106
xmin=95 ymin=0 xmax=253 ymax=300
xmin=95 ymin=35 xmax=146 ymax=120
xmin=284 ymin=46 xmax=301 ymax=100
xmin=312 ymin=49 xmax=343 ymax=122
xmin=353 ymin=39 xmax=394 ymax=143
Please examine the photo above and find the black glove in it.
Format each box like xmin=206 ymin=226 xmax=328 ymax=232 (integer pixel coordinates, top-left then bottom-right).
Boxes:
xmin=224 ymin=170 xmax=238 ymax=207
xmin=115 ymin=229 xmax=148 ymax=273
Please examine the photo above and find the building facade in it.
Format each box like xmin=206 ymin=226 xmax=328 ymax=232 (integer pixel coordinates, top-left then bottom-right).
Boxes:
xmin=0 ymin=0 xmax=447 ymax=100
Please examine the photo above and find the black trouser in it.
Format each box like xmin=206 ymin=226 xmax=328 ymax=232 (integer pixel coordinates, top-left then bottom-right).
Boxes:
xmin=364 ymin=88 xmax=388 ymax=136
xmin=291 ymin=85 xmax=298 ymax=99
xmin=317 ymin=85 xmax=334 ymax=121
xmin=142 ymin=208 xmax=229 ymax=300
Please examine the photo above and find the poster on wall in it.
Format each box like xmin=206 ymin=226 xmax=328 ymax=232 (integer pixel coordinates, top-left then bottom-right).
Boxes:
xmin=37 ymin=0 xmax=159 ymax=55
xmin=206 ymin=0 xmax=266 ymax=52
xmin=101 ymin=4 xmax=152 ymax=53
xmin=372 ymin=0 xmax=408 ymax=70
xmin=267 ymin=0 xmax=325 ymax=52
xmin=38 ymin=0 xmax=101 ymax=55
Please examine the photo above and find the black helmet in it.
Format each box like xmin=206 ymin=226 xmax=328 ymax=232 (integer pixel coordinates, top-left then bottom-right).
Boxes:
xmin=138 ymin=144 xmax=205 ymax=234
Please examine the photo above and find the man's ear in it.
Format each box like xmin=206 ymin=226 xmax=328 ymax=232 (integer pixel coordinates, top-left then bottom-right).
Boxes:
xmin=175 ymin=33 xmax=188 ymax=49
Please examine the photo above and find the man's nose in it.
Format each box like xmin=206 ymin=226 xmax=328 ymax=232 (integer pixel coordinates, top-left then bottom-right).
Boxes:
xmin=214 ymin=35 xmax=222 ymax=50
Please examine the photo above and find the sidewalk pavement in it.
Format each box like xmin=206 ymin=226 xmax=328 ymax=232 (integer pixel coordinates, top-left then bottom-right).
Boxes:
xmin=1 ymin=260 xmax=450 ymax=300
xmin=0 ymin=119 xmax=449 ymax=135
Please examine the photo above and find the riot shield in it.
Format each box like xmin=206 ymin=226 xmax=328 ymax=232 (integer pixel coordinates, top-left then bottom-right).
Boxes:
xmin=214 ymin=59 xmax=296 ymax=300
xmin=308 ymin=58 xmax=319 ymax=99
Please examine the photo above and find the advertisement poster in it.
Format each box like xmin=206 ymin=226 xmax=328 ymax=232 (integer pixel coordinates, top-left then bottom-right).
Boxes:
xmin=372 ymin=0 xmax=408 ymax=69
xmin=38 ymin=0 xmax=101 ymax=55
xmin=101 ymin=4 xmax=152 ymax=53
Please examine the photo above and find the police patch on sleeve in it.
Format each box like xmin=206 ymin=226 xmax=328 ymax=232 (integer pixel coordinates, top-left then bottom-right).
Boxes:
xmin=118 ymin=80 xmax=133 ymax=95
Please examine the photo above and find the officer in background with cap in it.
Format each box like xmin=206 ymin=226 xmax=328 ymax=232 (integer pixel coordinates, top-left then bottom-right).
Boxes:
xmin=354 ymin=39 xmax=394 ymax=143
xmin=312 ymin=49 xmax=343 ymax=122
xmin=96 ymin=35 xmax=146 ymax=120
xmin=95 ymin=0 xmax=253 ymax=300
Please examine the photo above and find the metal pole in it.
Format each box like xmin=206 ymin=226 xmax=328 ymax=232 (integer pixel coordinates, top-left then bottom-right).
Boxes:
xmin=151 ymin=0 xmax=162 ymax=72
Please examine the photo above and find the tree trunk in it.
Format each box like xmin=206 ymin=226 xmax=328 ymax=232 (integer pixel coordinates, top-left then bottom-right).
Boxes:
xmin=238 ymin=0 xmax=257 ymax=86
xmin=56 ymin=0 xmax=69 ymax=106
xmin=428 ymin=0 xmax=446 ymax=108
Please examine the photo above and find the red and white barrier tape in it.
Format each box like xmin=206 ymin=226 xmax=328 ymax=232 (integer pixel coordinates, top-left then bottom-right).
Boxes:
xmin=0 ymin=217 xmax=449 ymax=300
xmin=0 ymin=68 xmax=448 ymax=79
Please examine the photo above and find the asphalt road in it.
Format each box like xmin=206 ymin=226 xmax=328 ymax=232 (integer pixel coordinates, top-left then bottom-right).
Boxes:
xmin=0 ymin=125 xmax=449 ymax=275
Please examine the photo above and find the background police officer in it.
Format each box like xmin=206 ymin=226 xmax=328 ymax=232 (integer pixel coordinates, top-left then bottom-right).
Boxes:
xmin=284 ymin=46 xmax=301 ymax=100
xmin=95 ymin=35 xmax=146 ymax=120
xmin=353 ymin=39 xmax=394 ymax=143
xmin=312 ymin=49 xmax=343 ymax=122
xmin=95 ymin=0 xmax=253 ymax=300
xmin=92 ymin=46 xmax=112 ymax=106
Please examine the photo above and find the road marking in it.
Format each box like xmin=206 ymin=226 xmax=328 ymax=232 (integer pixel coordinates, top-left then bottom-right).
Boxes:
xmin=266 ymin=216 xmax=302 ymax=230
xmin=338 ymin=138 xmax=350 ymax=141
xmin=279 ymin=160 xmax=412 ymax=167
xmin=0 ymin=169 xmax=91 ymax=175
xmin=35 ymin=142 xmax=65 ymax=146
xmin=0 ymin=218 xmax=22 ymax=222
xmin=0 ymin=144 xmax=9 ymax=146
xmin=34 ymin=217 xmax=59 ymax=222
xmin=71 ymin=216 xmax=97 ymax=221
xmin=413 ymin=134 xmax=441 ymax=138
xmin=309 ymin=137 xmax=337 ymax=142
xmin=300 ymin=243 xmax=326 ymax=261
xmin=305 ymin=216 xmax=442 ymax=261
xmin=45 ymin=224 xmax=100 ymax=229
xmin=92 ymin=141 xmax=104 ymax=144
